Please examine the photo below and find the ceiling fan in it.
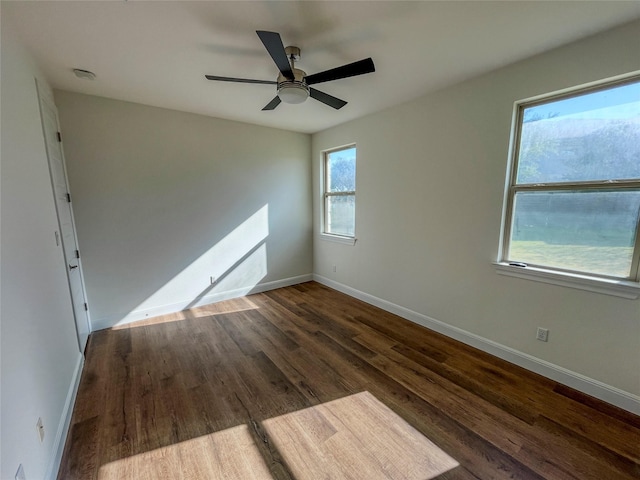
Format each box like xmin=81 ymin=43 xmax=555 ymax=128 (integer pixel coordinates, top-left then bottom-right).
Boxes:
xmin=205 ymin=31 xmax=375 ymax=111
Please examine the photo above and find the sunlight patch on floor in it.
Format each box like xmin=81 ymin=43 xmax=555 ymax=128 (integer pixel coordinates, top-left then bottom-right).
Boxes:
xmin=263 ymin=391 xmax=459 ymax=480
xmin=97 ymin=424 xmax=272 ymax=480
xmin=97 ymin=392 xmax=458 ymax=480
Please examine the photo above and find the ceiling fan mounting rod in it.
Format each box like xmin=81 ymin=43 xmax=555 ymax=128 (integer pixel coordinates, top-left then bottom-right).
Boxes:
xmin=285 ymin=46 xmax=301 ymax=69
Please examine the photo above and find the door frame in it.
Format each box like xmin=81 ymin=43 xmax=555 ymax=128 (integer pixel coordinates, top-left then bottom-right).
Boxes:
xmin=36 ymin=79 xmax=92 ymax=352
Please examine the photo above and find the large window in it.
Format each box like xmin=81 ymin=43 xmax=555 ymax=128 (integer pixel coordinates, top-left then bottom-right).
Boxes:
xmin=323 ymin=145 xmax=356 ymax=238
xmin=500 ymin=76 xmax=640 ymax=287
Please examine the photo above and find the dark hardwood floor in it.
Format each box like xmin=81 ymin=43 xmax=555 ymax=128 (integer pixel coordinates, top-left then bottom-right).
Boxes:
xmin=57 ymin=281 xmax=640 ymax=479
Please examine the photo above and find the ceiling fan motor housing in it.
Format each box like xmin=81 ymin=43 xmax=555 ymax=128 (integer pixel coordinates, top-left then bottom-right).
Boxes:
xmin=277 ymin=67 xmax=309 ymax=104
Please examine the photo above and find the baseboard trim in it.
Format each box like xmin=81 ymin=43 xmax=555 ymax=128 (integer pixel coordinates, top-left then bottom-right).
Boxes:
xmin=313 ymin=274 xmax=640 ymax=415
xmin=45 ymin=352 xmax=84 ymax=480
xmin=95 ymin=274 xmax=314 ymax=330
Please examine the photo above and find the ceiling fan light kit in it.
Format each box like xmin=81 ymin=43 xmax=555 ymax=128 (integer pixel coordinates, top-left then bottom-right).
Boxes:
xmin=205 ymin=30 xmax=375 ymax=111
xmin=277 ymin=62 xmax=309 ymax=104
xmin=278 ymin=83 xmax=309 ymax=104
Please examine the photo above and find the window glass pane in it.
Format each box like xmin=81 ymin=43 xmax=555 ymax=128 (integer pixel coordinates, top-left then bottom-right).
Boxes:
xmin=327 ymin=147 xmax=356 ymax=192
xmin=508 ymin=190 xmax=640 ymax=277
xmin=516 ymin=81 xmax=640 ymax=184
xmin=326 ymin=195 xmax=355 ymax=236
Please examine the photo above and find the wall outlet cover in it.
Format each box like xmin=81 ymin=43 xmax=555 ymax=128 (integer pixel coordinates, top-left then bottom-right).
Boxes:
xmin=536 ymin=327 xmax=549 ymax=342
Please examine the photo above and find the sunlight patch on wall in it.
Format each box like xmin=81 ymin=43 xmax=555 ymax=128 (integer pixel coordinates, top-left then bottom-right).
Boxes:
xmin=114 ymin=205 xmax=269 ymax=326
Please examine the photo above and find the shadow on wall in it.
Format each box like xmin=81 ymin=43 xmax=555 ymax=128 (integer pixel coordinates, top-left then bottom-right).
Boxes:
xmin=107 ymin=204 xmax=270 ymax=328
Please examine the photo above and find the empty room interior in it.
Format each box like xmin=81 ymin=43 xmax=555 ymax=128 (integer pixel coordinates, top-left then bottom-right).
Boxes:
xmin=2 ymin=1 xmax=640 ymax=479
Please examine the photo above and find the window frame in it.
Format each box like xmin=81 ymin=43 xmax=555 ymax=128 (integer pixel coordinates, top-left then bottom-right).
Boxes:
xmin=322 ymin=144 xmax=357 ymax=242
xmin=497 ymin=73 xmax=640 ymax=298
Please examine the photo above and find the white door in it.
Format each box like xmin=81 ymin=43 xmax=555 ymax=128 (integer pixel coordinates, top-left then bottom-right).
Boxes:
xmin=37 ymin=81 xmax=91 ymax=353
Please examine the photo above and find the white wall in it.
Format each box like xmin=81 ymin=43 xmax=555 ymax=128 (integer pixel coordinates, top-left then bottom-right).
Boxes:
xmin=1 ymin=22 xmax=83 ymax=480
xmin=54 ymin=92 xmax=312 ymax=330
xmin=312 ymin=21 xmax=640 ymax=405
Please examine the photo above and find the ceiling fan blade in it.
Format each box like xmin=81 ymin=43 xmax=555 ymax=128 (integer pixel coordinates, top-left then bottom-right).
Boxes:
xmin=256 ymin=30 xmax=295 ymax=80
xmin=262 ymin=96 xmax=282 ymax=111
xmin=309 ymin=88 xmax=347 ymax=110
xmin=305 ymin=58 xmax=375 ymax=85
xmin=205 ymin=75 xmax=276 ymax=85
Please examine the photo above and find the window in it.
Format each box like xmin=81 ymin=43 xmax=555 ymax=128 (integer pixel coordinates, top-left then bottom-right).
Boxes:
xmin=323 ymin=145 xmax=356 ymax=238
xmin=499 ymin=75 xmax=640 ymax=291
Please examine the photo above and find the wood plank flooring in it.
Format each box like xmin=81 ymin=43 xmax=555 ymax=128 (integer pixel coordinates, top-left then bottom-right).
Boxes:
xmin=57 ymin=281 xmax=640 ymax=479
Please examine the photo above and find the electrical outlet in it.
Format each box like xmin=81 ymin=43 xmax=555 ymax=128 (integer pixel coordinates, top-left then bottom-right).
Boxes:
xmin=15 ymin=464 xmax=26 ymax=480
xmin=536 ymin=327 xmax=549 ymax=342
xmin=332 ymin=265 xmax=336 ymax=273
xmin=36 ymin=417 xmax=44 ymax=443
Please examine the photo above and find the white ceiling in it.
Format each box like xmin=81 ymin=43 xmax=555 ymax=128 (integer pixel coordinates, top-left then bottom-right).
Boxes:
xmin=4 ymin=1 xmax=640 ymax=134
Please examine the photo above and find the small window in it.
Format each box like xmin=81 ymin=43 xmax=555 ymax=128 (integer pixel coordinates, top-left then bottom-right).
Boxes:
xmin=323 ymin=145 xmax=356 ymax=238
xmin=500 ymin=76 xmax=640 ymax=283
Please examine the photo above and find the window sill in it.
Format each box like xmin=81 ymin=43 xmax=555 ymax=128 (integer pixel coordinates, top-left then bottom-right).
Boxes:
xmin=494 ymin=262 xmax=640 ymax=299
xmin=320 ymin=233 xmax=357 ymax=246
